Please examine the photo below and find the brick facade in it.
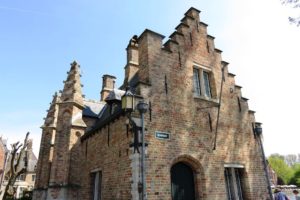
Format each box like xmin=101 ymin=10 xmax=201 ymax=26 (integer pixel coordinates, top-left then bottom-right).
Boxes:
xmin=0 ymin=138 xmax=8 ymax=185
xmin=33 ymin=7 xmax=270 ymax=200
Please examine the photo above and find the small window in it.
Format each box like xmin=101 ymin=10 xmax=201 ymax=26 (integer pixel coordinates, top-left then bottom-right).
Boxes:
xmin=17 ymin=174 xmax=26 ymax=181
xmin=193 ymin=67 xmax=212 ymax=99
xmin=193 ymin=68 xmax=201 ymax=96
xmin=91 ymin=171 xmax=102 ymax=200
xmin=224 ymin=167 xmax=245 ymax=200
xmin=203 ymin=71 xmax=211 ymax=98
xmin=32 ymin=175 xmax=36 ymax=181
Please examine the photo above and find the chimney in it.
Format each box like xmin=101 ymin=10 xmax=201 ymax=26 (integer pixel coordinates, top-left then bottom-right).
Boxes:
xmin=124 ymin=35 xmax=139 ymax=83
xmin=101 ymin=75 xmax=116 ymax=101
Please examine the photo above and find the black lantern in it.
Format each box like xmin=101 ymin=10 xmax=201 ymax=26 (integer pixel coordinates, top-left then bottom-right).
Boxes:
xmin=122 ymin=87 xmax=135 ymax=111
xmin=254 ymin=122 xmax=263 ymax=136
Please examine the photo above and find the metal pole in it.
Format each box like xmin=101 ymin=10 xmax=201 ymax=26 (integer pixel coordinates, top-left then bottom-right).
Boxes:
xmin=258 ymin=135 xmax=273 ymax=200
xmin=141 ymin=111 xmax=146 ymax=200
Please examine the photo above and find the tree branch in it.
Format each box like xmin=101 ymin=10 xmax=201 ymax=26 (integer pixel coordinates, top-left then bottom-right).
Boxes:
xmin=14 ymin=132 xmax=29 ymax=173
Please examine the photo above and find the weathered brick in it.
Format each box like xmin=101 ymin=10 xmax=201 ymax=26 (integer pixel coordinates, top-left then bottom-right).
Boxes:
xmin=34 ymin=7 xmax=270 ymax=200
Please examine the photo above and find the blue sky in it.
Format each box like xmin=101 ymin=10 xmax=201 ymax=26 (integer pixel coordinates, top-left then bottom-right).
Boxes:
xmin=1 ymin=0 xmax=299 ymax=156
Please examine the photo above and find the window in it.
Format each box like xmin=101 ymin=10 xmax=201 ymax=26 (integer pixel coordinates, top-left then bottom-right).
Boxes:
xmin=203 ymin=71 xmax=211 ymax=98
xmin=91 ymin=171 xmax=102 ymax=200
xmin=32 ymin=175 xmax=36 ymax=181
xmin=193 ymin=68 xmax=201 ymax=96
xmin=193 ymin=67 xmax=212 ymax=98
xmin=17 ymin=174 xmax=26 ymax=181
xmin=224 ymin=167 xmax=245 ymax=200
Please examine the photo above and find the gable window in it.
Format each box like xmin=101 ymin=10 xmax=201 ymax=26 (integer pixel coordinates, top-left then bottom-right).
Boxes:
xmin=91 ymin=171 xmax=102 ymax=200
xmin=193 ymin=67 xmax=212 ymax=98
xmin=203 ymin=71 xmax=211 ymax=98
xmin=193 ymin=68 xmax=201 ymax=96
xmin=224 ymin=166 xmax=245 ymax=200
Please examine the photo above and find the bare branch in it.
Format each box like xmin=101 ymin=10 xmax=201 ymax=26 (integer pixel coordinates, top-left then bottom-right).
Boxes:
xmin=15 ymin=132 xmax=29 ymax=173
xmin=2 ymin=132 xmax=30 ymax=199
xmin=280 ymin=0 xmax=300 ymax=26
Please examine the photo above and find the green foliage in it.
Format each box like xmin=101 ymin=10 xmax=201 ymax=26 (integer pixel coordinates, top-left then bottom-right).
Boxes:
xmin=268 ymin=154 xmax=300 ymax=186
xmin=290 ymin=166 xmax=300 ymax=186
xmin=269 ymin=154 xmax=293 ymax=184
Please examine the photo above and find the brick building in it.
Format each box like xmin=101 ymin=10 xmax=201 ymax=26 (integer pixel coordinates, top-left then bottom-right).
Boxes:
xmin=33 ymin=7 xmax=271 ymax=200
xmin=0 ymin=138 xmax=8 ymax=186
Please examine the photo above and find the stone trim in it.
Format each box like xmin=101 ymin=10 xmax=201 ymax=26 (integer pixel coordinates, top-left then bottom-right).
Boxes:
xmin=175 ymin=22 xmax=190 ymax=30
xmin=221 ymin=61 xmax=230 ymax=66
xmin=207 ymin=34 xmax=215 ymax=40
xmin=138 ymin=29 xmax=165 ymax=41
xmin=248 ymin=110 xmax=256 ymax=114
xmin=90 ymin=167 xmax=102 ymax=173
xmin=214 ymin=48 xmax=222 ymax=53
xmin=169 ymin=31 xmax=184 ymax=38
xmin=228 ymin=72 xmax=236 ymax=77
xmin=241 ymin=97 xmax=249 ymax=101
xmin=224 ymin=163 xmax=245 ymax=168
xmin=199 ymin=21 xmax=208 ymax=27
xmin=184 ymin=7 xmax=201 ymax=16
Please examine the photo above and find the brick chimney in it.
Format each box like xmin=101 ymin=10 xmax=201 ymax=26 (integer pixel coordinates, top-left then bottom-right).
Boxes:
xmin=124 ymin=35 xmax=139 ymax=83
xmin=101 ymin=75 xmax=116 ymax=101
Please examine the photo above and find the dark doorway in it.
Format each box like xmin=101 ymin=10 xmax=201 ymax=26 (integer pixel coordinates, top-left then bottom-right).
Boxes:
xmin=171 ymin=162 xmax=196 ymax=200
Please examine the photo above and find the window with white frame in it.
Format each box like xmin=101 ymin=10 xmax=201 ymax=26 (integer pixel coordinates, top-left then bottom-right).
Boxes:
xmin=224 ymin=167 xmax=245 ymax=200
xmin=193 ymin=67 xmax=212 ymax=98
xmin=91 ymin=171 xmax=102 ymax=200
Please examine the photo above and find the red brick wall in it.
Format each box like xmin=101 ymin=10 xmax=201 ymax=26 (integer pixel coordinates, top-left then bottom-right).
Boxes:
xmin=0 ymin=142 xmax=6 ymax=176
xmin=34 ymin=7 xmax=269 ymax=200
xmin=80 ymin=116 xmax=132 ymax=200
xmin=130 ymin=8 xmax=268 ymax=199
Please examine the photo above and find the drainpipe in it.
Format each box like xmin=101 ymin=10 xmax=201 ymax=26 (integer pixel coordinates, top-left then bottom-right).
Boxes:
xmin=254 ymin=123 xmax=273 ymax=200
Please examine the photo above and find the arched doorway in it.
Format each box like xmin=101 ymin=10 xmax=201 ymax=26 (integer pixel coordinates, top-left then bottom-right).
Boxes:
xmin=171 ymin=162 xmax=195 ymax=200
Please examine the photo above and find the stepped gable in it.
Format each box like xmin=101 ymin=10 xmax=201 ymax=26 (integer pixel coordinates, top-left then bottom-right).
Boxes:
xmin=60 ymin=61 xmax=84 ymax=106
xmin=42 ymin=92 xmax=60 ymax=128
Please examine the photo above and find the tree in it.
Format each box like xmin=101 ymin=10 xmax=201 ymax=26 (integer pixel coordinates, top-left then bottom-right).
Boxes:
xmin=2 ymin=132 xmax=30 ymax=199
xmin=268 ymin=154 xmax=293 ymax=184
xmin=290 ymin=163 xmax=300 ymax=186
xmin=284 ymin=154 xmax=297 ymax=167
xmin=281 ymin=0 xmax=300 ymax=26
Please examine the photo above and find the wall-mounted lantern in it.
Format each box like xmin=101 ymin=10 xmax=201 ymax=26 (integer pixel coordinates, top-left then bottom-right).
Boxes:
xmin=254 ymin=122 xmax=263 ymax=136
xmin=121 ymin=87 xmax=135 ymax=111
xmin=121 ymin=87 xmax=148 ymax=200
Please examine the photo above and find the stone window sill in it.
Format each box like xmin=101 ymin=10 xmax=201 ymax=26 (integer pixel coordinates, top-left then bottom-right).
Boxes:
xmin=193 ymin=95 xmax=219 ymax=104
